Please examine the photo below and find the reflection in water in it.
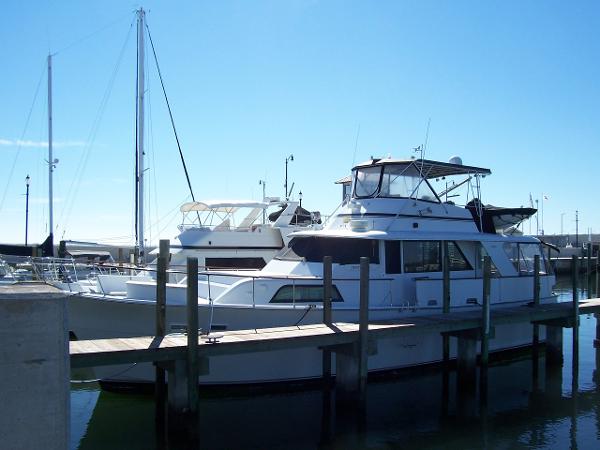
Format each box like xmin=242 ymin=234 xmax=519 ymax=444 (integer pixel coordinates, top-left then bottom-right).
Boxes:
xmin=72 ymin=276 xmax=600 ymax=449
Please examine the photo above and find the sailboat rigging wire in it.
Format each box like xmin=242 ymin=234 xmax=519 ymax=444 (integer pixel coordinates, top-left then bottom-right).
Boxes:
xmin=423 ymin=118 xmax=431 ymax=152
xmin=145 ymin=24 xmax=200 ymax=223
xmin=147 ymin=67 xmax=160 ymax=245
xmin=59 ymin=20 xmax=135 ymax=237
xmin=351 ymin=124 xmax=361 ymax=167
xmin=0 ymin=65 xmax=45 ymax=214
xmin=54 ymin=13 xmax=131 ymax=56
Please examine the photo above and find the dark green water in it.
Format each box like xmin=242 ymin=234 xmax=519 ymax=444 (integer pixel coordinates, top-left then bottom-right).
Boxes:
xmin=70 ymin=275 xmax=600 ymax=449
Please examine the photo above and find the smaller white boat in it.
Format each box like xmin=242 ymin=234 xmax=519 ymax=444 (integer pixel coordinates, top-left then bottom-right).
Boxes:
xmin=167 ymin=198 xmax=321 ymax=270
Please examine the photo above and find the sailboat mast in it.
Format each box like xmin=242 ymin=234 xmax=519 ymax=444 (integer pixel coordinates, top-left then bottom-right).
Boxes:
xmin=136 ymin=8 xmax=146 ymax=263
xmin=47 ymin=53 xmax=55 ymax=256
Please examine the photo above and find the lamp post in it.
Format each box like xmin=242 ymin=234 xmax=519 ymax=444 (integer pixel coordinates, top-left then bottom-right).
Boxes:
xmin=575 ymin=210 xmax=579 ymax=247
xmin=259 ymin=180 xmax=266 ymax=224
xmin=535 ymin=199 xmax=539 ymax=235
xmin=285 ymin=154 xmax=294 ymax=200
xmin=25 ymin=174 xmax=30 ymax=245
xmin=541 ymin=194 xmax=544 ymax=235
xmin=299 ymin=190 xmax=303 ymax=208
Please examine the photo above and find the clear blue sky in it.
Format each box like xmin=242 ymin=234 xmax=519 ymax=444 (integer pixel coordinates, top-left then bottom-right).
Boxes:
xmin=1 ymin=0 xmax=599 ymax=245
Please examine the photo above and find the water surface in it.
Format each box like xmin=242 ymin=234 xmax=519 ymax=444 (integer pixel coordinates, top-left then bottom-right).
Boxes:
xmin=71 ymin=275 xmax=600 ymax=449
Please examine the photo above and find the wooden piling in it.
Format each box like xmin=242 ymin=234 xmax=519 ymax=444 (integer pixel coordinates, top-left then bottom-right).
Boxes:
xmin=155 ymin=239 xmax=169 ymax=428
xmin=587 ymin=243 xmax=592 ymax=299
xmin=572 ymin=255 xmax=579 ymax=370
xmin=322 ymin=256 xmax=332 ymax=382
xmin=532 ymin=255 xmax=541 ymax=391
xmin=186 ymin=257 xmax=199 ymax=415
xmin=480 ymin=256 xmax=491 ymax=368
xmin=156 ymin=240 xmax=169 ymax=338
xmin=480 ymin=256 xmax=491 ymax=406
xmin=596 ymin=313 xmax=600 ymax=349
xmin=442 ymin=243 xmax=451 ymax=366
xmin=334 ymin=257 xmax=369 ymax=403
xmin=545 ymin=324 xmax=564 ymax=366
xmin=456 ymin=334 xmax=477 ymax=386
xmin=358 ymin=257 xmax=369 ymax=399
xmin=532 ymin=255 xmax=541 ymax=349
xmin=58 ymin=240 xmax=66 ymax=258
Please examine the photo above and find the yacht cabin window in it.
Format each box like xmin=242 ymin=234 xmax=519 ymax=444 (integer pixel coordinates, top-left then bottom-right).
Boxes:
xmin=403 ymin=241 xmax=441 ymax=273
xmin=447 ymin=241 xmax=472 ymax=271
xmin=386 ymin=240 xmax=472 ymax=274
xmin=277 ymin=237 xmax=380 ymax=265
xmin=385 ymin=241 xmax=401 ymax=274
xmin=502 ymin=242 xmax=550 ymax=275
xmin=270 ymin=285 xmax=344 ymax=304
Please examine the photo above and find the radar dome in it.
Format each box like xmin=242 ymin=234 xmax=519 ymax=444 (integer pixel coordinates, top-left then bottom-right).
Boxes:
xmin=449 ymin=156 xmax=462 ymax=165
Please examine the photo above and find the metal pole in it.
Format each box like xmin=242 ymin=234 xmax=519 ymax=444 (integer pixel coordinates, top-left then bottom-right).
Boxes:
xmin=259 ymin=180 xmax=266 ymax=224
xmin=186 ymin=257 xmax=199 ymax=415
xmin=25 ymin=175 xmax=30 ymax=245
xmin=285 ymin=158 xmax=288 ymax=200
xmin=575 ymin=211 xmax=579 ymax=247
xmin=136 ymin=8 xmax=146 ymax=264
xmin=47 ymin=54 xmax=54 ymax=254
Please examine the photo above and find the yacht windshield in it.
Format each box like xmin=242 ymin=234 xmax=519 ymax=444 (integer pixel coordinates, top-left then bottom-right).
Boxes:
xmin=352 ymin=163 xmax=439 ymax=201
xmin=353 ymin=166 xmax=382 ymax=198
xmin=380 ymin=164 xmax=438 ymax=201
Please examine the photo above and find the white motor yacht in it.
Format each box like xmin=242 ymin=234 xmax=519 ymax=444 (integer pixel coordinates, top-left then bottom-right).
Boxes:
xmin=164 ymin=198 xmax=319 ymax=270
xmin=68 ymin=156 xmax=555 ymax=385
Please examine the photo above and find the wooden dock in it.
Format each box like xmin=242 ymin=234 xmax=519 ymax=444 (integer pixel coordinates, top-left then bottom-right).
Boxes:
xmin=70 ymin=299 xmax=600 ymax=369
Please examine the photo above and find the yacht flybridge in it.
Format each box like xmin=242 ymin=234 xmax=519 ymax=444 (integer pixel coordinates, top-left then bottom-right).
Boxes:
xmin=160 ymin=198 xmax=320 ymax=270
xmin=67 ymin=155 xmax=554 ymax=385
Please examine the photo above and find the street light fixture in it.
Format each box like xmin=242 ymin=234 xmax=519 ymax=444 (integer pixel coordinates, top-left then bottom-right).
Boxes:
xmin=259 ymin=180 xmax=266 ymax=224
xmin=285 ymin=154 xmax=294 ymax=200
xmin=25 ymin=174 xmax=30 ymax=245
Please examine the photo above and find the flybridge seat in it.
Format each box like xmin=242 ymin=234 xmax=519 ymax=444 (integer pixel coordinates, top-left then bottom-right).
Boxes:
xmin=237 ymin=208 xmax=262 ymax=230
xmin=466 ymin=198 xmax=537 ymax=234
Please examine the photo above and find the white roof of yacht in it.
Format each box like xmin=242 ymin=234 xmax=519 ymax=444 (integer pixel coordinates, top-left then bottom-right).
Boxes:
xmin=289 ymin=229 xmax=540 ymax=242
xmin=180 ymin=200 xmax=270 ymax=213
xmin=353 ymin=158 xmax=491 ymax=179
